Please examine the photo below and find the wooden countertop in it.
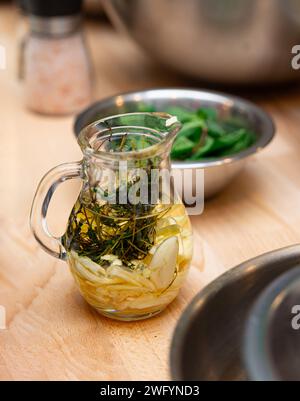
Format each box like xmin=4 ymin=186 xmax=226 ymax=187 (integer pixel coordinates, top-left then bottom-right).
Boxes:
xmin=1 ymin=4 xmax=300 ymax=380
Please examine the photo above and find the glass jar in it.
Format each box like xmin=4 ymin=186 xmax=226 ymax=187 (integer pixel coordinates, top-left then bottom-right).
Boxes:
xmin=30 ymin=113 xmax=193 ymax=320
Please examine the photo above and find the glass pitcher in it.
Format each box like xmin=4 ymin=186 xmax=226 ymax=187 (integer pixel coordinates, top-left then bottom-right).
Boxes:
xmin=30 ymin=113 xmax=193 ymax=321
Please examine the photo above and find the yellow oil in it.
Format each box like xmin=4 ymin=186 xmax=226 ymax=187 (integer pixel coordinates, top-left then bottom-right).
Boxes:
xmin=63 ymin=201 xmax=193 ymax=320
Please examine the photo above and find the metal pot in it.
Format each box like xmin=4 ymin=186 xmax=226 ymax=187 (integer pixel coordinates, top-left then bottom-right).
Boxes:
xmin=102 ymin=0 xmax=300 ymax=84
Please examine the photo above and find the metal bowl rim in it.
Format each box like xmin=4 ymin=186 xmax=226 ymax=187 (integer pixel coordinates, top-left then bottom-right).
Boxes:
xmin=170 ymin=244 xmax=300 ymax=381
xmin=74 ymin=87 xmax=276 ymax=168
xmin=243 ymin=265 xmax=300 ymax=381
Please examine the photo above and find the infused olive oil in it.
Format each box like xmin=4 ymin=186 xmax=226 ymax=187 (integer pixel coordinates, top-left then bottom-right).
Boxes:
xmin=63 ymin=201 xmax=192 ymax=320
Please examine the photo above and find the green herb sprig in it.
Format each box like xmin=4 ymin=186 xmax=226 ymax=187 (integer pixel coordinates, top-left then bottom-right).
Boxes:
xmin=63 ymin=134 xmax=169 ymax=268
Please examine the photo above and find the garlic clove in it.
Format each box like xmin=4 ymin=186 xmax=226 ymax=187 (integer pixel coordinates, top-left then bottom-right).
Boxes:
xmin=149 ymin=236 xmax=179 ymax=289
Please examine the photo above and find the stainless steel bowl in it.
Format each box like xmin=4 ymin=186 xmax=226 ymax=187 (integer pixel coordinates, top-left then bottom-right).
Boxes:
xmin=170 ymin=244 xmax=300 ymax=381
xmin=74 ymin=88 xmax=275 ymax=199
xmin=102 ymin=0 xmax=300 ymax=84
xmin=244 ymin=266 xmax=300 ymax=381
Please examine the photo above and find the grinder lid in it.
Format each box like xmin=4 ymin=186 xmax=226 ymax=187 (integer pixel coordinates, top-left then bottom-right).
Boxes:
xmin=24 ymin=0 xmax=82 ymax=17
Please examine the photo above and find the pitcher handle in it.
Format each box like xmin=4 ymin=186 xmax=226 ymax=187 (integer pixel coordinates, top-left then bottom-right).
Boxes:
xmin=30 ymin=162 xmax=82 ymax=260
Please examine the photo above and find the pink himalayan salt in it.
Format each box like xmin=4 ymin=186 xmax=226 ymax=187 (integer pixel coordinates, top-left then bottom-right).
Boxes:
xmin=24 ymin=32 xmax=92 ymax=115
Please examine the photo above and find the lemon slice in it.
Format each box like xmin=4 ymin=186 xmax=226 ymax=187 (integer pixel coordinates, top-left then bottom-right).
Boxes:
xmin=149 ymin=236 xmax=179 ymax=289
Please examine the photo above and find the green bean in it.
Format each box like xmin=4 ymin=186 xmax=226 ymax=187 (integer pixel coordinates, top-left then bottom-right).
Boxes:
xmin=187 ymin=137 xmax=215 ymax=160
xmin=136 ymin=104 xmax=256 ymax=160
xmin=171 ymin=136 xmax=195 ymax=159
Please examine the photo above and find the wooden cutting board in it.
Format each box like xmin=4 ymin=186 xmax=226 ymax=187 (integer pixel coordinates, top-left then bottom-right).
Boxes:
xmin=0 ymin=221 xmax=225 ymax=380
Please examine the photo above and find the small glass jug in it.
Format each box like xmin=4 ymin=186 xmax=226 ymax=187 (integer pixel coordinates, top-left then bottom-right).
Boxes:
xmin=30 ymin=113 xmax=193 ymax=321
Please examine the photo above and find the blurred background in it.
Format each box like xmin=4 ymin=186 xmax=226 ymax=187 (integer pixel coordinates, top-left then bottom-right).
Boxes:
xmin=11 ymin=0 xmax=300 ymax=91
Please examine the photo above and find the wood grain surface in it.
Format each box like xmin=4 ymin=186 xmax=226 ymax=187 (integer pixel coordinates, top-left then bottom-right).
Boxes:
xmin=1 ymin=4 xmax=300 ymax=380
